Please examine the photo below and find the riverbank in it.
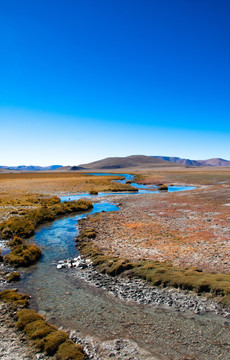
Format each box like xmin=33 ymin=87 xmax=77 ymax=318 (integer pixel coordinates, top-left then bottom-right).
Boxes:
xmin=57 ymin=256 xmax=230 ymax=317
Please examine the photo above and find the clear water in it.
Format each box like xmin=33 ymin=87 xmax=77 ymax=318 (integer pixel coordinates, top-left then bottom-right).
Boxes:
xmin=61 ymin=173 xmax=195 ymax=201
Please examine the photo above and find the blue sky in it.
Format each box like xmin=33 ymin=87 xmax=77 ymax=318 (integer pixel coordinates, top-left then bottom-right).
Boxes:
xmin=0 ymin=0 xmax=229 ymax=165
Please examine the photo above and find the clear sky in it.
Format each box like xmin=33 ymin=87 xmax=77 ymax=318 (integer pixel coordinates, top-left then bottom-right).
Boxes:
xmin=0 ymin=0 xmax=229 ymax=166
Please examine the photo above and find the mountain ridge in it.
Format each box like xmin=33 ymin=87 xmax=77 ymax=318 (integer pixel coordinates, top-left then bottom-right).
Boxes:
xmin=153 ymin=156 xmax=230 ymax=167
xmin=1 ymin=156 xmax=229 ymax=172
xmin=0 ymin=165 xmax=63 ymax=171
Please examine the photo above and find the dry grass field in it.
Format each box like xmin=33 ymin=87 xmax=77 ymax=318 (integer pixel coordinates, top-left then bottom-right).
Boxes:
xmin=0 ymin=172 xmax=129 ymax=222
xmin=0 ymin=168 xmax=229 ymax=275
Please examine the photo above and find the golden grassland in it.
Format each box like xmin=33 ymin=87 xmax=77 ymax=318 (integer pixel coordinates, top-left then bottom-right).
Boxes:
xmin=0 ymin=172 xmax=136 ymax=222
xmin=134 ymin=167 xmax=230 ymax=185
xmin=0 ymin=197 xmax=93 ymax=267
xmin=0 ymin=172 xmax=134 ymax=199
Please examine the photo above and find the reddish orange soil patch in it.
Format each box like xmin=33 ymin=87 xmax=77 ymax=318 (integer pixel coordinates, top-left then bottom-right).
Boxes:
xmin=82 ymin=184 xmax=230 ymax=273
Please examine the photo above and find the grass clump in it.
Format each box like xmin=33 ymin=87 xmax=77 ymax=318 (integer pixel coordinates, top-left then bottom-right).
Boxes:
xmin=40 ymin=330 xmax=68 ymax=355
xmin=56 ymin=339 xmax=85 ymax=360
xmin=17 ymin=309 xmax=45 ymax=330
xmin=0 ymin=217 xmax=35 ymax=239
xmin=158 ymin=184 xmax=168 ymax=191
xmin=78 ymin=228 xmax=97 ymax=239
xmin=0 ymin=289 xmax=30 ymax=307
xmin=0 ymin=198 xmax=93 ymax=239
xmin=108 ymin=183 xmax=138 ymax=192
xmin=16 ymin=308 xmax=85 ymax=358
xmin=4 ymin=243 xmax=42 ymax=267
xmin=0 ymin=249 xmax=3 ymax=262
xmin=95 ymin=257 xmax=133 ymax=276
xmin=133 ymin=260 xmax=230 ymax=304
xmin=6 ymin=271 xmax=21 ymax=282
xmin=24 ymin=319 xmax=57 ymax=339
xmin=89 ymin=189 xmax=98 ymax=195
xmin=8 ymin=236 xmax=23 ymax=247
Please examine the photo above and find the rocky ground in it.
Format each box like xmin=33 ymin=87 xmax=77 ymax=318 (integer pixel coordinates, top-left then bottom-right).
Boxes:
xmin=0 ymin=302 xmax=48 ymax=360
xmin=57 ymin=257 xmax=230 ymax=317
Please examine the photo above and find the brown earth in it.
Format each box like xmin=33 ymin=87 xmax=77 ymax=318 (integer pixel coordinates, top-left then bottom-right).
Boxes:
xmin=79 ymin=183 xmax=230 ymax=274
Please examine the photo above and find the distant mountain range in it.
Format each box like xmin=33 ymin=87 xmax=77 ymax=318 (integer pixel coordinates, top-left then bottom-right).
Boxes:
xmin=153 ymin=156 xmax=230 ymax=167
xmin=0 ymin=156 xmax=229 ymax=172
xmin=0 ymin=165 xmax=63 ymax=171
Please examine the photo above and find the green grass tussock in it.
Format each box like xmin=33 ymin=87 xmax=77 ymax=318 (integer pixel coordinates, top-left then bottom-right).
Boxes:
xmin=56 ymin=339 xmax=85 ymax=360
xmin=77 ymin=237 xmax=230 ymax=305
xmin=16 ymin=308 xmax=85 ymax=359
xmin=17 ymin=309 xmax=45 ymax=330
xmin=108 ymin=183 xmax=138 ymax=192
xmin=40 ymin=330 xmax=68 ymax=355
xmin=4 ymin=243 xmax=42 ymax=267
xmin=89 ymin=189 xmax=98 ymax=195
xmin=78 ymin=228 xmax=97 ymax=239
xmin=24 ymin=319 xmax=57 ymax=339
xmin=0 ymin=198 xmax=93 ymax=239
xmin=8 ymin=236 xmax=23 ymax=247
xmin=0 ymin=289 xmax=30 ymax=307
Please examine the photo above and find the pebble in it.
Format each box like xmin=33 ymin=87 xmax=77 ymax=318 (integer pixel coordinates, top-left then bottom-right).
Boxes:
xmin=57 ymin=256 xmax=230 ymax=317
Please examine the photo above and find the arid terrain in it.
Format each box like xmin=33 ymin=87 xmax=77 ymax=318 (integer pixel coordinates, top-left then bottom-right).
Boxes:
xmin=83 ymin=183 xmax=230 ymax=273
xmin=0 ymin=167 xmax=230 ymax=360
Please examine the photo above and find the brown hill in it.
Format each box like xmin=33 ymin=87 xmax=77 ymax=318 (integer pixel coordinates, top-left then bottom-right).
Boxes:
xmin=199 ymin=158 xmax=230 ymax=166
xmin=77 ymin=155 xmax=179 ymax=170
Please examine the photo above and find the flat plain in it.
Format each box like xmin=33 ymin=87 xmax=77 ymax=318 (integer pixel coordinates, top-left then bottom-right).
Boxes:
xmin=0 ymin=167 xmax=230 ymax=360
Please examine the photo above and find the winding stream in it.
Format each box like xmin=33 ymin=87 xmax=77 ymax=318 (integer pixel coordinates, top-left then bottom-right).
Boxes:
xmin=5 ymin=175 xmax=230 ymax=359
